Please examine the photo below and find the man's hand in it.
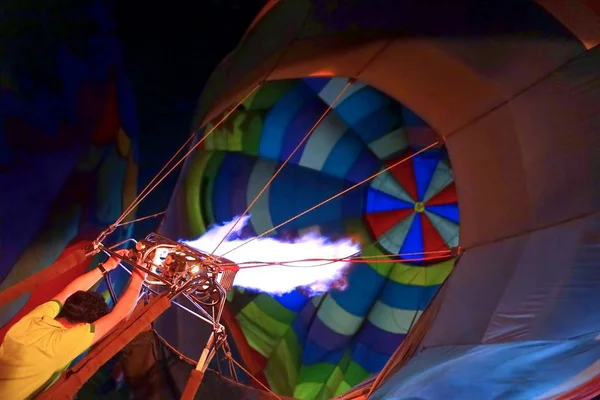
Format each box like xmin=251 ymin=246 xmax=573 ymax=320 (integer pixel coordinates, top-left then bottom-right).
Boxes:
xmin=132 ymin=263 xmax=148 ymax=281
xmin=103 ymin=249 xmax=130 ymax=272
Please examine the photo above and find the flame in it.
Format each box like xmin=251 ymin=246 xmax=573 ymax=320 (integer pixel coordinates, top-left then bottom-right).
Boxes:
xmin=182 ymin=216 xmax=360 ymax=295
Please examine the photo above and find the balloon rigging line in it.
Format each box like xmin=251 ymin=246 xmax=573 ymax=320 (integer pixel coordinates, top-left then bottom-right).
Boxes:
xmin=220 ymin=140 xmax=441 ymax=258
xmin=116 ymin=132 xmax=196 ymax=227
xmin=105 ymin=84 xmax=261 ymax=236
xmin=210 ymin=79 xmax=356 ymax=256
xmin=212 ymin=36 xmax=395 ymax=257
xmin=233 ymin=254 xmax=452 ymax=269
xmin=114 ymin=211 xmax=166 ymax=227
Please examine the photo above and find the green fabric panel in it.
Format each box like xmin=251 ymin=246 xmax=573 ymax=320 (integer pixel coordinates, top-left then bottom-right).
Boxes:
xmin=200 ymin=151 xmax=224 ymax=228
xmin=244 ymin=80 xmax=296 ymax=110
xmin=241 ymin=111 xmax=264 ymax=157
xmin=388 ymin=258 xmax=455 ymax=286
xmin=362 ymin=245 xmax=395 ymax=277
xmin=298 ymin=362 xmax=336 ymax=384
xmin=75 ymin=145 xmax=104 ymax=172
xmin=342 ymin=361 xmax=370 ymax=388
xmin=334 ymin=381 xmax=353 ymax=397
xmin=342 ymin=218 xmax=396 ymax=277
xmin=236 ymin=302 xmax=289 ymax=356
xmin=294 ymin=382 xmax=327 ymax=400
xmin=253 ymin=293 xmax=297 ymax=324
xmin=325 ymin=365 xmax=344 ymax=399
xmin=264 ymin=329 xmax=302 ymax=396
xmin=326 ymin=351 xmax=352 ymax=395
xmin=183 ymin=151 xmax=213 ymax=237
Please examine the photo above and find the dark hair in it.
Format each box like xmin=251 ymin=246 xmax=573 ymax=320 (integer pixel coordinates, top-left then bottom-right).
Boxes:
xmin=56 ymin=291 xmax=109 ymax=324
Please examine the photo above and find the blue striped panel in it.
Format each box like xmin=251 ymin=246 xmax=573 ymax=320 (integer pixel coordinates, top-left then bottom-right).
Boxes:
xmin=267 ymin=165 xmax=347 ymax=231
xmin=227 ymin=154 xmax=254 ymax=217
xmin=335 ymin=87 xmax=390 ymax=127
xmin=355 ymin=320 xmax=405 ymax=355
xmin=351 ymin=341 xmax=389 ymax=374
xmin=259 ymin=85 xmax=310 ymax=161
xmin=341 ymin=185 xmax=365 ymax=220
xmin=351 ymin=104 xmax=403 ymax=143
xmin=344 ymin=149 xmax=380 ymax=183
xmin=427 ymin=204 xmax=460 ymax=224
xmin=302 ymin=340 xmax=346 ymax=366
xmin=307 ymin=316 xmax=353 ymax=352
xmin=398 ymin=213 xmax=423 ymax=257
xmin=413 ymin=153 xmax=441 ymax=202
xmin=301 ymin=77 xmax=331 ymax=94
xmin=380 ymin=280 xmax=440 ymax=311
xmin=211 ymin=153 xmax=244 ymax=223
xmin=280 ymin=97 xmax=328 ymax=165
xmin=330 ymin=264 xmax=386 ymax=317
xmin=292 ymin=301 xmax=318 ymax=344
xmin=273 ymin=290 xmax=309 ymax=313
xmin=366 ymin=188 xmax=413 ymax=213
xmin=320 ymin=132 xmax=364 ymax=180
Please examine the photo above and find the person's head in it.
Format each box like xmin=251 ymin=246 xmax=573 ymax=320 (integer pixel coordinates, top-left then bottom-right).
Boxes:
xmin=56 ymin=291 xmax=109 ymax=324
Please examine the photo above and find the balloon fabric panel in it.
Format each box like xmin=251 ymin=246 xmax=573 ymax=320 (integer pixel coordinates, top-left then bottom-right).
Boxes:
xmin=177 ymin=77 xmax=460 ymax=398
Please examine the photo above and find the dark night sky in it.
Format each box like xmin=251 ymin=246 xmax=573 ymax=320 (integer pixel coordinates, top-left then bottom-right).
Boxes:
xmin=112 ymin=1 xmax=267 ymax=234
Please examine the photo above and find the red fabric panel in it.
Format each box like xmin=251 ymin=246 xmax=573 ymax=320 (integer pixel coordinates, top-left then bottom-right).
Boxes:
xmin=365 ymin=209 xmax=414 ymax=238
xmin=426 ymin=182 xmax=457 ymax=206
xmin=221 ymin=304 xmax=269 ymax=389
xmin=420 ymin=213 xmax=449 ymax=253
xmin=91 ymin=75 xmax=121 ymax=146
xmin=387 ymin=153 xmax=418 ymax=201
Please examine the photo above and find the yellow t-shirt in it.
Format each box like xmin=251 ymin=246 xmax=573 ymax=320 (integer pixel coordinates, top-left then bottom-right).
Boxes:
xmin=0 ymin=300 xmax=95 ymax=399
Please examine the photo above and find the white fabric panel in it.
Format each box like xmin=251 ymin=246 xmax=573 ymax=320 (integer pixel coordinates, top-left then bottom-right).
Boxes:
xmin=483 ymin=213 xmax=600 ymax=343
xmin=371 ymin=337 xmax=600 ymax=400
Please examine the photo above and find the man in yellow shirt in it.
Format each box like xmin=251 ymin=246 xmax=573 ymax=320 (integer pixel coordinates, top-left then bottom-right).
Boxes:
xmin=0 ymin=250 xmax=147 ymax=399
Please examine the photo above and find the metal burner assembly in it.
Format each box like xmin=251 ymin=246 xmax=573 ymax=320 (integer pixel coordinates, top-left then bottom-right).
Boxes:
xmin=104 ymin=233 xmax=240 ymax=399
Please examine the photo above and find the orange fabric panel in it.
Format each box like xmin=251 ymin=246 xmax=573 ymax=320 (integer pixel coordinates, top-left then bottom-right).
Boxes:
xmin=0 ymin=244 xmax=89 ymax=310
xmin=267 ymin=36 xmax=385 ymax=80
xmin=359 ymin=38 xmax=503 ymax=137
xmin=445 ymin=104 xmax=531 ymax=249
xmin=200 ymin=36 xmax=504 ymax=139
xmin=536 ymin=0 xmax=600 ymax=49
xmin=0 ymin=242 xmax=91 ymax=342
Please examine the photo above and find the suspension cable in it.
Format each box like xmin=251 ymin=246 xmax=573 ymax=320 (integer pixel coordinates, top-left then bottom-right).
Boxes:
xmin=210 ymin=79 xmax=356 ymax=256
xmin=221 ymin=141 xmax=440 ymax=258
xmin=111 ymin=84 xmax=261 ymax=230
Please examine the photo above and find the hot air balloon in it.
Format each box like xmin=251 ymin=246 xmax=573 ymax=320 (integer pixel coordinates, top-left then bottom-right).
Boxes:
xmin=156 ymin=0 xmax=600 ymax=399
xmin=156 ymin=76 xmax=458 ymax=399
xmin=0 ymin=1 xmax=139 ymax=396
xmin=2 ymin=0 xmax=600 ymax=399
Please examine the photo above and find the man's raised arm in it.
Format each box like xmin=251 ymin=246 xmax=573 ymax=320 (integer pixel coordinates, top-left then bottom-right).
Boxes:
xmin=53 ymin=249 xmax=128 ymax=305
xmin=91 ymin=268 xmax=147 ymax=345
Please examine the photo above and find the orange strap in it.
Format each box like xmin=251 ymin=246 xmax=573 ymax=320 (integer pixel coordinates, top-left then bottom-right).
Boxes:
xmin=36 ymin=293 xmax=171 ymax=400
xmin=0 ymin=248 xmax=88 ymax=308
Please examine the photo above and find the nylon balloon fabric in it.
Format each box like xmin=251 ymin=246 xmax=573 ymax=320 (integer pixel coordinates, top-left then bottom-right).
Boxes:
xmin=0 ymin=1 xmax=138 ymax=397
xmin=170 ymin=77 xmax=459 ymax=399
